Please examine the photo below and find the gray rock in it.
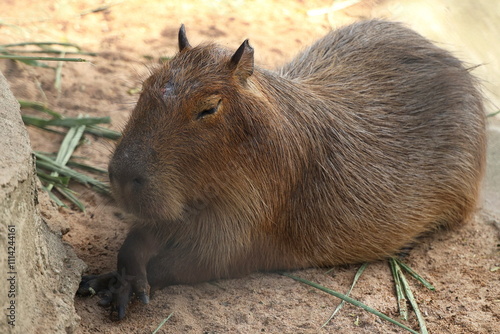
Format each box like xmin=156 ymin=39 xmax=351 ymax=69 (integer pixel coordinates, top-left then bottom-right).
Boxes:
xmin=0 ymin=71 xmax=86 ymax=334
xmin=483 ymin=118 xmax=500 ymax=216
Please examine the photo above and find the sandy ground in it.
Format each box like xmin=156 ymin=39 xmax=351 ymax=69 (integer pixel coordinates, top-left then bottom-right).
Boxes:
xmin=1 ymin=1 xmax=499 ymax=333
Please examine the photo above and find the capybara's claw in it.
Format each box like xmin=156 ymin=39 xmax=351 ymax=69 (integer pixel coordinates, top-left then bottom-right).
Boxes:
xmin=78 ymin=271 xmax=147 ymax=320
xmin=97 ymin=289 xmax=113 ymax=306
xmin=112 ymin=280 xmax=133 ymax=320
xmin=78 ymin=273 xmax=116 ymax=296
xmin=138 ymin=292 xmax=150 ymax=304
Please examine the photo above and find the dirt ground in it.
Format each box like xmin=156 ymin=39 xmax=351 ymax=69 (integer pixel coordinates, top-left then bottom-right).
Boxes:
xmin=1 ymin=1 xmax=499 ymax=333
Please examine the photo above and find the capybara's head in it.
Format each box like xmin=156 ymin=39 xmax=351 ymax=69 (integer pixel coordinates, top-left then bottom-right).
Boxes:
xmin=108 ymin=25 xmax=266 ymax=222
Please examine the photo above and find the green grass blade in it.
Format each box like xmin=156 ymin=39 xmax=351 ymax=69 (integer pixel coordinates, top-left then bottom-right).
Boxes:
xmin=1 ymin=49 xmax=97 ymax=56
xmin=0 ymin=55 xmax=86 ymax=62
xmin=0 ymin=52 xmax=53 ymax=68
xmin=1 ymin=41 xmax=82 ymax=49
xmin=41 ymin=185 xmax=67 ymax=208
xmin=22 ymin=115 xmax=56 ymax=127
xmin=37 ymin=170 xmax=70 ymax=187
xmin=487 ymin=110 xmax=499 ymax=118
xmin=390 ymin=258 xmax=408 ymax=320
xmin=80 ymin=1 xmax=123 ymax=16
xmin=22 ymin=113 xmax=119 ymax=139
xmin=282 ymin=272 xmax=420 ymax=334
xmin=51 ymin=116 xmax=111 ymax=127
xmin=21 ymin=100 xmax=115 ymax=211
xmin=35 ymin=152 xmax=111 ymax=195
xmin=394 ymin=262 xmax=428 ymax=334
xmin=22 ymin=114 xmax=111 ymax=127
xmin=151 ymin=312 xmax=174 ymax=334
xmin=395 ymin=259 xmax=435 ymax=291
xmin=20 ymin=100 xmax=119 ymax=140
xmin=55 ymin=186 xmax=86 ymax=211
xmin=19 ymin=100 xmax=62 ymax=118
xmin=35 ymin=151 xmax=108 ymax=174
xmin=86 ymin=124 xmax=121 ymax=139
xmin=47 ymin=120 xmax=86 ymax=192
xmin=55 ymin=123 xmax=86 ymax=166
xmin=66 ymin=160 xmax=108 ymax=174
xmin=322 ymin=263 xmax=368 ymax=327
xmin=20 ymin=118 xmax=67 ymax=135
xmin=54 ymin=51 xmax=65 ymax=92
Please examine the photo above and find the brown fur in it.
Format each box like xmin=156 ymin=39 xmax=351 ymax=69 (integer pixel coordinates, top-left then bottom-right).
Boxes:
xmin=107 ymin=20 xmax=485 ymax=297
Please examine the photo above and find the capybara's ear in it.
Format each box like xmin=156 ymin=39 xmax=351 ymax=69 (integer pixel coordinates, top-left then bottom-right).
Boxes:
xmin=178 ymin=24 xmax=191 ymax=52
xmin=229 ymin=39 xmax=254 ymax=82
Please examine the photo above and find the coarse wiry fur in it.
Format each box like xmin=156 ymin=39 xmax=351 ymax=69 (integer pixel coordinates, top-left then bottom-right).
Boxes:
xmin=94 ymin=20 xmax=486 ymax=316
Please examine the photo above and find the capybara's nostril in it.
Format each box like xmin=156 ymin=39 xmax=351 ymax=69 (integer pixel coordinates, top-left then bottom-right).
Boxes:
xmin=111 ymin=169 xmax=146 ymax=192
xmin=132 ymin=177 xmax=144 ymax=187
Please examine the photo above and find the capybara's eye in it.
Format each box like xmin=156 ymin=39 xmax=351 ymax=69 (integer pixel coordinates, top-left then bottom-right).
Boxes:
xmin=196 ymin=99 xmax=221 ymax=120
xmin=197 ymin=107 xmax=217 ymax=120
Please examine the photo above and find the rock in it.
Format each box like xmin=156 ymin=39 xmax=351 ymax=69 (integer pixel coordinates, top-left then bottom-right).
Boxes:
xmin=483 ymin=118 xmax=500 ymax=217
xmin=0 ymin=71 xmax=86 ymax=334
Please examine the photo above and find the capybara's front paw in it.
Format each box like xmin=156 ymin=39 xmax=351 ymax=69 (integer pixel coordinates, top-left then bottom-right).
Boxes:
xmin=78 ymin=271 xmax=149 ymax=320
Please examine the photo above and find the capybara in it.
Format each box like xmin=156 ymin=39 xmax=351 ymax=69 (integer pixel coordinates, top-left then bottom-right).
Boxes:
xmin=79 ymin=20 xmax=486 ymax=319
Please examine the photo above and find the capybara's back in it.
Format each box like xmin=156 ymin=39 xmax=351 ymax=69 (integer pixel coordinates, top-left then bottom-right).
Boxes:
xmin=91 ymin=21 xmax=486 ymax=316
xmin=268 ymin=20 xmax=486 ymax=266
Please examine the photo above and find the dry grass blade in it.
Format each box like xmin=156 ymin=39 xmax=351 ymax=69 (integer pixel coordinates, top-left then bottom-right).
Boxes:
xmin=282 ymin=272 xmax=420 ymax=334
xmin=322 ymin=262 xmax=368 ymax=327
